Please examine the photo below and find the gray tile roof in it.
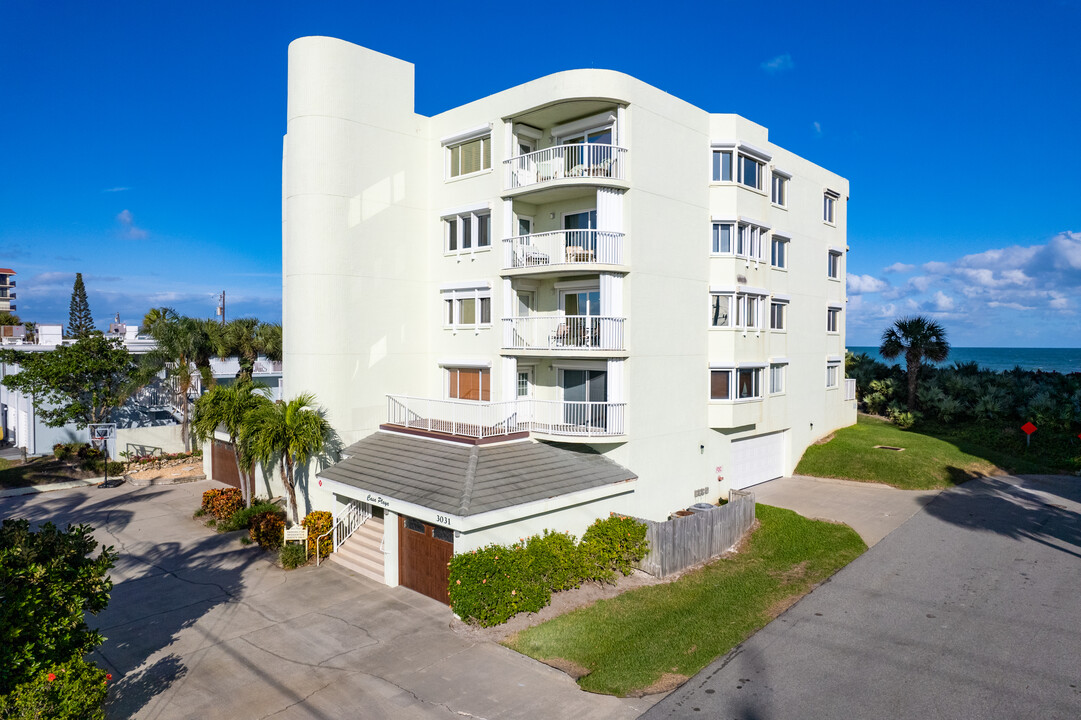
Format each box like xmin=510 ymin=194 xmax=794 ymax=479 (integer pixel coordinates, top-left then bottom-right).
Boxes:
xmin=318 ymin=431 xmax=636 ymax=517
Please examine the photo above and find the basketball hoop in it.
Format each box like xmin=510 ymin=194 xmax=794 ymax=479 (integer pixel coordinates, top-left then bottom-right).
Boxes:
xmin=89 ymin=423 xmax=118 ymax=487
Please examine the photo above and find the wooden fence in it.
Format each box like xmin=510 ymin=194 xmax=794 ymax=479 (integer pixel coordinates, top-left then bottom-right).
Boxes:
xmin=635 ymin=490 xmax=756 ymax=578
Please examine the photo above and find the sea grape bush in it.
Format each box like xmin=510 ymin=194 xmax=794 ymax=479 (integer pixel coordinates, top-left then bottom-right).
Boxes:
xmin=448 ymin=516 xmax=649 ymax=627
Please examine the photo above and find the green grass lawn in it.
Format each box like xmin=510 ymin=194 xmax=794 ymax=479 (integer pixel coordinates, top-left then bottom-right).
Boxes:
xmin=795 ymin=414 xmax=1010 ymax=489
xmin=505 ymin=505 xmax=866 ymax=697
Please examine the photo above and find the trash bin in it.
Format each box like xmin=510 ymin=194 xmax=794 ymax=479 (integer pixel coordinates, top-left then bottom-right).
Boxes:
xmin=688 ymin=503 xmax=715 ymax=514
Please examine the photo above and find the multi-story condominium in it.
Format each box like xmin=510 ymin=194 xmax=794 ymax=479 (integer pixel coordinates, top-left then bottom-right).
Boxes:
xmin=0 ymin=268 xmax=15 ymax=314
xmin=279 ymin=37 xmax=855 ymax=602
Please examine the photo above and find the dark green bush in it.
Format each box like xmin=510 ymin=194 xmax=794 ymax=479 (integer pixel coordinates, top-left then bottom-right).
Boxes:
xmin=580 ymin=514 xmax=651 ymax=582
xmin=250 ymin=511 xmax=286 ymax=550
xmin=52 ymin=443 xmax=83 ymax=462
xmin=218 ymin=501 xmax=281 ymax=533
xmin=0 ymin=656 xmax=108 ymax=720
xmin=525 ymin=531 xmax=588 ymax=592
xmin=448 ymin=544 xmax=549 ymax=627
xmin=279 ymin=544 xmax=308 ymax=569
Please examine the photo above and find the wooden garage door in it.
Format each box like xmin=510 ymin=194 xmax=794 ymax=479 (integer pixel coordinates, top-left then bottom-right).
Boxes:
xmin=398 ymin=516 xmax=454 ymax=605
xmin=731 ymin=431 xmax=785 ymax=490
xmin=211 ymin=440 xmax=241 ymax=489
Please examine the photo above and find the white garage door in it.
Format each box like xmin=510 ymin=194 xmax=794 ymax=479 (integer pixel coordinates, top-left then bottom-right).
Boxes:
xmin=730 ymin=431 xmax=785 ymax=490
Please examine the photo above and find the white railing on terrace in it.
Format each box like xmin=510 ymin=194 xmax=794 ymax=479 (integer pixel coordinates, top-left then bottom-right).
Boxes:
xmin=844 ymin=378 xmax=857 ymax=401
xmin=317 ymin=498 xmax=371 ymax=566
xmin=505 ymin=143 xmax=627 ymax=189
xmin=503 ymin=229 xmax=624 ymax=269
xmin=387 ymin=395 xmax=627 ymax=438
xmin=503 ymin=315 xmax=625 ymax=351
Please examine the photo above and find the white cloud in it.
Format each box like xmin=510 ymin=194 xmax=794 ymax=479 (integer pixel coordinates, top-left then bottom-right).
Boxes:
xmin=812 ymin=121 xmax=822 ymax=136
xmin=931 ymin=291 xmax=955 ymax=311
xmin=883 ymin=262 xmax=914 ymax=274
xmin=922 ymin=261 xmax=951 ymax=274
xmin=116 ymin=209 xmax=148 ymax=240
xmin=847 ymin=274 xmax=888 ymax=294
xmin=102 ymin=186 xmax=130 ymax=193
xmin=761 ymin=53 xmax=794 ymax=73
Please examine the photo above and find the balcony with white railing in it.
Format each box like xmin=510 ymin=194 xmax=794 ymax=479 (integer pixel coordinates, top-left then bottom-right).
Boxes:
xmin=503 ymin=315 xmax=625 ymax=353
xmin=386 ymin=395 xmax=627 ymax=440
xmin=505 ymin=143 xmax=627 ymax=191
xmin=503 ymin=229 xmax=625 ymax=271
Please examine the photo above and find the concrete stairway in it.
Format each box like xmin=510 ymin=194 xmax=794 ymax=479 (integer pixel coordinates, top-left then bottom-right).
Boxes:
xmin=328 ymin=514 xmax=385 ymax=583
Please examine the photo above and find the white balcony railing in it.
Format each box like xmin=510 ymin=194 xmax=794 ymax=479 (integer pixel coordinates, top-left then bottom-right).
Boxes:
xmin=503 ymin=315 xmax=625 ymax=352
xmin=387 ymin=395 xmax=626 ymax=439
xmin=844 ymin=378 xmax=857 ymax=401
xmin=505 ymin=143 xmax=627 ymax=189
xmin=503 ymin=229 xmax=624 ymax=269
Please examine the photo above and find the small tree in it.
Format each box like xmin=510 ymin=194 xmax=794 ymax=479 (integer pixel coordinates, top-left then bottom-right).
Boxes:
xmin=67 ymin=273 xmax=95 ymax=339
xmin=244 ymin=394 xmax=337 ymax=524
xmin=192 ymin=380 xmax=272 ymax=507
xmin=0 ymin=311 xmax=21 ymax=325
xmin=0 ymin=335 xmax=137 ymax=428
xmin=0 ymin=519 xmax=117 ymax=695
xmin=880 ymin=315 xmax=950 ymax=412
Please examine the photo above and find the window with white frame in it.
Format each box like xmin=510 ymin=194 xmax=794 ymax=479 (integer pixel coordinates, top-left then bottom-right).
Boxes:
xmin=736 ymin=294 xmax=761 ymax=330
xmin=771 ymin=172 xmax=788 ymax=206
xmin=737 ymin=223 xmax=765 ymax=260
xmin=711 ymin=222 xmax=733 ymax=254
xmin=443 ymin=287 xmax=492 ymax=329
xmin=823 ymin=190 xmax=838 ymax=224
xmin=769 ymin=363 xmax=786 ymax=394
xmin=826 ymin=363 xmax=840 ymax=389
xmin=827 ymin=306 xmax=840 ymax=333
xmin=711 ymin=149 xmax=733 ymax=182
xmin=710 ymin=292 xmax=763 ymax=330
xmin=711 ymin=366 xmax=764 ymax=401
xmin=445 ymin=212 xmax=491 ymax=253
xmin=827 ymin=250 xmax=841 ymax=279
xmin=710 ymin=293 xmax=731 ymax=327
xmin=738 ymin=153 xmax=764 ymax=190
xmin=771 ymin=236 xmax=788 ymax=268
xmin=770 ymin=302 xmax=785 ymax=330
xmin=447 ymin=135 xmax=491 ymax=179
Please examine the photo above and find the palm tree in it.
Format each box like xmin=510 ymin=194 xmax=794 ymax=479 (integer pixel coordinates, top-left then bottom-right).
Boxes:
xmin=143 ymin=310 xmax=217 ymax=451
xmin=243 ymin=393 xmax=337 ymax=524
xmin=880 ymin=316 xmax=950 ymax=411
xmin=191 ymin=380 xmax=272 ymax=508
xmin=255 ymin=322 xmax=282 ymax=363
xmin=218 ymin=318 xmax=263 ymax=382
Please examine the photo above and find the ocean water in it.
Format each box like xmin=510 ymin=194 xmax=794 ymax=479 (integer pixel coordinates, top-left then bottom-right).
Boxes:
xmin=847 ymin=347 xmax=1081 ymax=374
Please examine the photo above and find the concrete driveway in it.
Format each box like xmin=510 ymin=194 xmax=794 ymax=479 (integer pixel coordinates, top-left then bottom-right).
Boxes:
xmin=1 ymin=480 xmax=656 ymax=720
xmin=644 ymin=474 xmax=1081 ymax=719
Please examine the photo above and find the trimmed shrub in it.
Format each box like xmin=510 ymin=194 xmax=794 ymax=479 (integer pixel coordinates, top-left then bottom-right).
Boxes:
xmin=279 ymin=544 xmax=307 ymax=569
xmin=448 ymin=544 xmax=549 ymax=627
xmin=201 ymin=488 xmax=243 ymax=521
xmin=525 ymin=531 xmax=588 ymax=592
xmin=580 ymin=514 xmax=650 ymax=583
xmin=217 ymin=501 xmax=281 ymax=533
xmin=302 ymin=511 xmax=333 ymax=559
xmin=250 ymin=511 xmax=286 ymax=550
xmin=0 ymin=656 xmax=108 ymax=720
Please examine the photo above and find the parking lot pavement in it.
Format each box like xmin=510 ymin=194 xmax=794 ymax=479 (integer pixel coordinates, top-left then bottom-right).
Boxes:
xmin=2 ymin=481 xmax=658 ymax=720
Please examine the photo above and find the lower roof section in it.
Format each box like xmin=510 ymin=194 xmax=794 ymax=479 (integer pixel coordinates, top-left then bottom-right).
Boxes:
xmin=317 ymin=430 xmax=637 ymax=528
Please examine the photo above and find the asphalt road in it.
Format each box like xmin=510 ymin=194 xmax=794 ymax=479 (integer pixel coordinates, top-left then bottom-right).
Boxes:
xmin=643 ymin=475 xmax=1081 ymax=720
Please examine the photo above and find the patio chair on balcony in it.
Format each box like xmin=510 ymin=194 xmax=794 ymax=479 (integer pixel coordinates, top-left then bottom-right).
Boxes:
xmin=565 ymin=245 xmax=595 ymax=263
xmin=549 ymin=323 xmax=569 ymax=348
xmin=591 ymin=154 xmax=619 ymax=177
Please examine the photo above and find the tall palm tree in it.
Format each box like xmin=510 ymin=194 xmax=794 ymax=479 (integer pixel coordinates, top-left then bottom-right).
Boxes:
xmin=143 ymin=310 xmax=217 ymax=451
xmin=218 ymin=318 xmax=263 ymax=382
xmin=880 ymin=315 xmax=950 ymax=411
xmin=191 ymin=380 xmax=272 ymax=508
xmin=243 ymin=393 xmax=337 ymax=524
xmin=255 ymin=322 xmax=282 ymax=363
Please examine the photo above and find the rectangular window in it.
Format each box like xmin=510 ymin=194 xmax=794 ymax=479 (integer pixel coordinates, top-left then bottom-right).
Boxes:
xmin=827 ymin=307 xmax=840 ymax=333
xmin=769 ymin=364 xmax=786 ymax=394
xmin=710 ymin=370 xmax=731 ymax=400
xmin=448 ymin=367 xmax=491 ymax=401
xmin=737 ymin=368 xmax=761 ymax=399
xmin=448 ymin=136 xmax=491 ymax=178
xmin=445 ymin=212 xmax=492 ymax=254
xmin=823 ymin=193 xmax=836 ymax=223
xmin=771 ymin=237 xmax=787 ymax=268
xmin=734 ymin=223 xmax=764 ymax=260
xmin=826 ymin=364 xmax=840 ymax=389
xmin=745 ymin=295 xmax=760 ymax=329
xmin=443 ymin=288 xmax=492 ymax=328
xmin=738 ymin=154 xmax=763 ymax=190
xmin=711 ymin=223 xmax=733 ymax=254
xmin=710 ymin=294 xmax=731 ymax=327
xmin=770 ymin=302 xmax=785 ymax=330
xmin=827 ymin=251 xmax=841 ymax=279
xmin=712 ymin=150 xmax=733 ymax=181
xmin=771 ymin=173 xmax=788 ymax=206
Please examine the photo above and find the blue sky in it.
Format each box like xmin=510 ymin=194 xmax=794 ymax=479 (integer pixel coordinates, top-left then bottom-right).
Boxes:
xmin=1 ymin=0 xmax=1078 ymax=346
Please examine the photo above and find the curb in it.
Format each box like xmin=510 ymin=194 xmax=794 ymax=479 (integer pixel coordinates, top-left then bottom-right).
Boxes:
xmin=0 ymin=477 xmax=107 ymax=499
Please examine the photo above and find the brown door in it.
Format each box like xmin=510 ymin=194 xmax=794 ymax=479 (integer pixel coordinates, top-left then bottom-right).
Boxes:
xmin=211 ymin=440 xmax=241 ymax=489
xmin=398 ymin=515 xmax=454 ymax=604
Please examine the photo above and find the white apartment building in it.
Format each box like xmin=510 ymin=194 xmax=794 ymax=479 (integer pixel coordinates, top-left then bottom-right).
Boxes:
xmin=281 ymin=37 xmax=855 ymax=602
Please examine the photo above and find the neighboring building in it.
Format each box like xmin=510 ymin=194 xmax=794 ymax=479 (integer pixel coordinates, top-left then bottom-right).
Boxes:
xmin=0 ymin=268 xmax=15 ymax=313
xmin=280 ymin=37 xmax=856 ymax=601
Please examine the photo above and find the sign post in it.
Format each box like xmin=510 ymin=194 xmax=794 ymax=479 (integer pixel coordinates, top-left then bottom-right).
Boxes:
xmin=1021 ymin=422 xmax=1037 ymax=448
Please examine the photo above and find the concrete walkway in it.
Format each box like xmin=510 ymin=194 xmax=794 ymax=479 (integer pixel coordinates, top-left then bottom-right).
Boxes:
xmin=0 ymin=477 xmax=105 ymax=498
xmin=751 ymin=475 xmax=941 ymax=546
xmin=1 ymin=480 xmax=658 ymax=720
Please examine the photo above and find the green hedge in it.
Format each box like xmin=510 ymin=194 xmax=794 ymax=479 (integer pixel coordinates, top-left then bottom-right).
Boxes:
xmin=448 ymin=516 xmax=649 ymax=627
xmin=0 ymin=657 xmax=108 ymax=720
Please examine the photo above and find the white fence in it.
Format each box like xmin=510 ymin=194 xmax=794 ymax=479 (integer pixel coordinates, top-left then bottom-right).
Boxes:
xmin=387 ymin=395 xmax=627 ymax=438
xmin=503 ymin=229 xmax=624 ymax=269
xmin=635 ymin=490 xmax=756 ymax=578
xmin=504 ymin=143 xmax=627 ymax=189
xmin=503 ymin=315 xmax=625 ymax=351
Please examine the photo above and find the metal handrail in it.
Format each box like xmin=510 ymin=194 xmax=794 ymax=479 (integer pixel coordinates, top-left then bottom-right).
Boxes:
xmin=316 ymin=499 xmax=371 ymax=566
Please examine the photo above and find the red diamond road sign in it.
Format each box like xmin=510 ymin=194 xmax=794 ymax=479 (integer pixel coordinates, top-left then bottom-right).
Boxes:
xmin=1022 ymin=422 xmax=1037 ymax=435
